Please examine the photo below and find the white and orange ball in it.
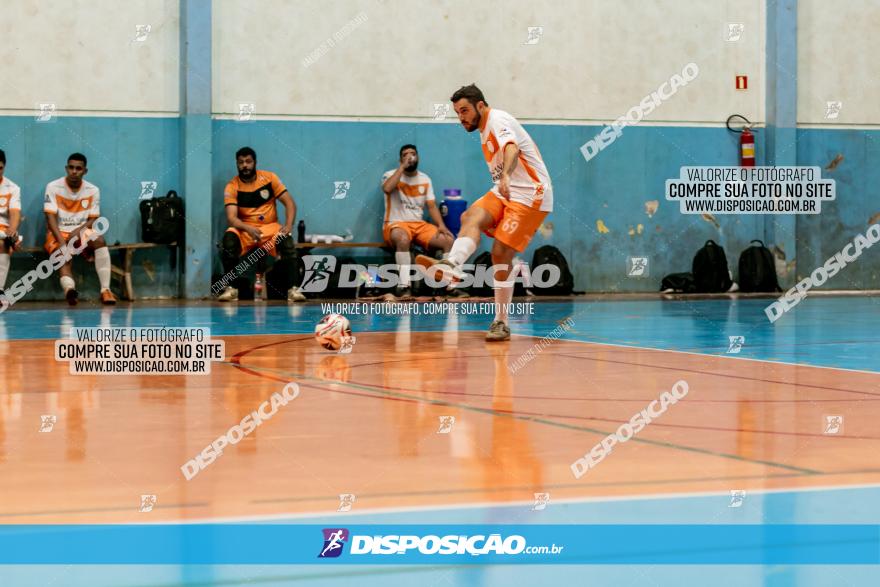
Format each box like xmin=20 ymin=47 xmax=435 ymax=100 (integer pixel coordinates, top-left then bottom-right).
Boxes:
xmin=314 ymin=314 xmax=352 ymax=351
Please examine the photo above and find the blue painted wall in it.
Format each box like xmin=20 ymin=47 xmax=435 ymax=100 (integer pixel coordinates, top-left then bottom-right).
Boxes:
xmin=0 ymin=116 xmax=181 ymax=301
xmin=211 ymin=120 xmax=767 ymax=292
xmin=796 ymin=128 xmax=880 ymax=288
xmin=211 ymin=120 xmax=880 ymax=292
xmin=3 ymin=116 xmax=878 ymax=299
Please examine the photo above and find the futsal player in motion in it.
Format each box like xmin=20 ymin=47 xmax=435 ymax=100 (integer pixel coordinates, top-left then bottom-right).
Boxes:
xmin=217 ymin=147 xmax=305 ymax=302
xmin=418 ymin=84 xmax=552 ymax=341
xmin=381 ymin=144 xmax=453 ymax=298
xmin=0 ymin=149 xmax=22 ymax=298
xmin=44 ymin=153 xmax=116 ymax=305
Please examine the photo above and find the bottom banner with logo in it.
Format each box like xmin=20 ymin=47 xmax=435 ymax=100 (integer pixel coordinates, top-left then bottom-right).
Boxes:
xmin=0 ymin=525 xmax=876 ymax=564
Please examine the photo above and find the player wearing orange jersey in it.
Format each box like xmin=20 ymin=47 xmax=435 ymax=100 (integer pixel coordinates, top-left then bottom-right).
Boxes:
xmin=0 ymin=149 xmax=22 ymax=299
xmin=44 ymin=153 xmax=116 ymax=306
xmin=418 ymin=85 xmax=552 ymax=341
xmin=217 ymin=147 xmax=303 ymax=302
xmin=381 ymin=144 xmax=453 ymax=298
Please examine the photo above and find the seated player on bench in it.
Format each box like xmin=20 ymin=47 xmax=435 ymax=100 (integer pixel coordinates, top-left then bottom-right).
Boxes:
xmin=0 ymin=149 xmax=22 ymax=298
xmin=217 ymin=146 xmax=304 ymax=302
xmin=44 ymin=152 xmax=116 ymax=306
xmin=381 ymin=144 xmax=453 ymax=298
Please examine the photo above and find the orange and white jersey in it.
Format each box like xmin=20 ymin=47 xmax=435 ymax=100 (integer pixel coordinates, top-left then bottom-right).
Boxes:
xmin=43 ymin=177 xmax=100 ymax=232
xmin=480 ymin=108 xmax=552 ymax=212
xmin=381 ymin=169 xmax=435 ymax=224
xmin=0 ymin=176 xmax=22 ymax=229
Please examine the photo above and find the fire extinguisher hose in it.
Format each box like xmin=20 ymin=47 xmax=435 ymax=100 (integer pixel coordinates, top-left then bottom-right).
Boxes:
xmin=726 ymin=114 xmax=753 ymax=134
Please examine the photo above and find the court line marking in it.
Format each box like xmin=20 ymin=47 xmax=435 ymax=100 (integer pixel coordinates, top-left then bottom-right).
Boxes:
xmin=4 ymin=311 xmax=879 ymax=373
xmin=554 ymin=351 xmax=880 ymax=398
xmin=330 ymin=368 xmax=880 ymax=440
xmin=127 ymin=566 xmax=464 ymax=587
xmin=5 ymin=299 xmax=880 ymax=372
xmin=0 ymin=503 xmax=210 ymax=519
xmin=514 ymin=333 xmax=880 ymax=376
xmin=294 ymin=328 xmax=880 ymax=401
xmin=0 ymin=331 xmax=868 ymax=524
xmin=154 ymin=481 xmax=880 ymax=525
xmin=10 ymin=470 xmax=880 ymax=523
xmin=231 ymin=324 xmax=880 ymax=376
xmin=229 ymin=339 xmax=822 ymax=475
xmin=503 ymin=409 xmax=880 ymax=441
xmin=299 ymin=342 xmax=880 ymax=438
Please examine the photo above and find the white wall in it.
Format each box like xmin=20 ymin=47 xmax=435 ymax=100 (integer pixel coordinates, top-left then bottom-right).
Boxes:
xmin=0 ymin=0 xmax=179 ymax=115
xmin=213 ymin=0 xmax=764 ymax=124
xmin=12 ymin=0 xmax=878 ymax=126
xmin=798 ymin=0 xmax=880 ymax=125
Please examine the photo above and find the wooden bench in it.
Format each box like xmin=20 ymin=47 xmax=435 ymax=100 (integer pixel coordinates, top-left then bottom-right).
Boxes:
xmin=17 ymin=242 xmax=178 ymax=301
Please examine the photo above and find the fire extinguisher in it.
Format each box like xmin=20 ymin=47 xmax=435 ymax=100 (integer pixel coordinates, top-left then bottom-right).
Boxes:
xmin=727 ymin=114 xmax=755 ymax=167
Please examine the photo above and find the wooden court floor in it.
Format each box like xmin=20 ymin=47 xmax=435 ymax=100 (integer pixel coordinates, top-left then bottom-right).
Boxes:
xmin=1 ymin=298 xmax=880 ymax=524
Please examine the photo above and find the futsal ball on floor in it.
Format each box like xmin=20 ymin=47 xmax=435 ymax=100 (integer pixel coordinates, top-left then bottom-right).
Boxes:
xmin=315 ymin=314 xmax=352 ymax=351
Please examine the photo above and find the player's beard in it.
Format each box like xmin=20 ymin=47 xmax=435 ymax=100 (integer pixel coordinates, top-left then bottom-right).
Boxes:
xmin=404 ymin=161 xmax=418 ymax=173
xmin=466 ymin=111 xmax=481 ymax=132
xmin=239 ymin=168 xmax=256 ymax=181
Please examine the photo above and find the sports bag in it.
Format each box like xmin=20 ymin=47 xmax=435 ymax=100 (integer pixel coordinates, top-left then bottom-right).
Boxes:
xmin=692 ymin=240 xmax=732 ymax=293
xmin=738 ymin=240 xmax=781 ymax=292
xmin=140 ymin=190 xmax=184 ymax=244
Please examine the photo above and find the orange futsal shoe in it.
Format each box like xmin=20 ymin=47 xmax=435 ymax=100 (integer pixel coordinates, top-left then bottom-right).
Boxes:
xmin=100 ymin=289 xmax=117 ymax=305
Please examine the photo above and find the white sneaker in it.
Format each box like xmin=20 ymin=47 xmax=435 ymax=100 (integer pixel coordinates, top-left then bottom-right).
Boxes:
xmin=287 ymin=286 xmax=306 ymax=302
xmin=217 ymin=286 xmax=239 ymax=302
xmin=415 ymin=254 xmax=465 ymax=284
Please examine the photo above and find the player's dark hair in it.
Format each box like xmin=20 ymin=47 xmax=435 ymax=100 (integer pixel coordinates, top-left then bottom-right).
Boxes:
xmin=236 ymin=146 xmax=257 ymax=161
xmin=68 ymin=152 xmax=87 ymax=166
xmin=450 ymin=84 xmax=488 ymax=107
xmin=0 ymin=149 xmax=5 ymax=165
xmin=399 ymin=144 xmax=417 ymax=157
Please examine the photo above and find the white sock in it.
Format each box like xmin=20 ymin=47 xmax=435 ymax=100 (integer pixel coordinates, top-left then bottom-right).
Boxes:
xmin=0 ymin=254 xmax=9 ymax=290
xmin=94 ymin=247 xmax=112 ymax=290
xmin=447 ymin=236 xmax=476 ymax=267
xmin=60 ymin=275 xmax=76 ymax=292
xmin=494 ymin=280 xmax=514 ymax=323
xmin=395 ymin=252 xmax=411 ymax=288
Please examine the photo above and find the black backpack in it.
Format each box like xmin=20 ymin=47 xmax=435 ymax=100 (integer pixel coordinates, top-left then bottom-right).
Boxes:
xmin=660 ymin=272 xmax=697 ymax=293
xmin=140 ymin=190 xmax=184 ymax=244
xmin=531 ymin=245 xmax=574 ymax=296
xmin=692 ymin=240 xmax=732 ymax=293
xmin=738 ymin=240 xmax=781 ymax=292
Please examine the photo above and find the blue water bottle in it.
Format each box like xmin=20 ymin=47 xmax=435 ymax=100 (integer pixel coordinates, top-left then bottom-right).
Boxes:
xmin=440 ymin=189 xmax=467 ymax=237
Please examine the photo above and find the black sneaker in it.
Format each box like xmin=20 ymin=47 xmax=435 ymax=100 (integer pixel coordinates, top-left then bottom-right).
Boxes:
xmin=446 ymin=287 xmax=470 ymax=299
xmin=395 ymin=286 xmax=413 ymax=299
xmin=65 ymin=288 xmax=79 ymax=306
